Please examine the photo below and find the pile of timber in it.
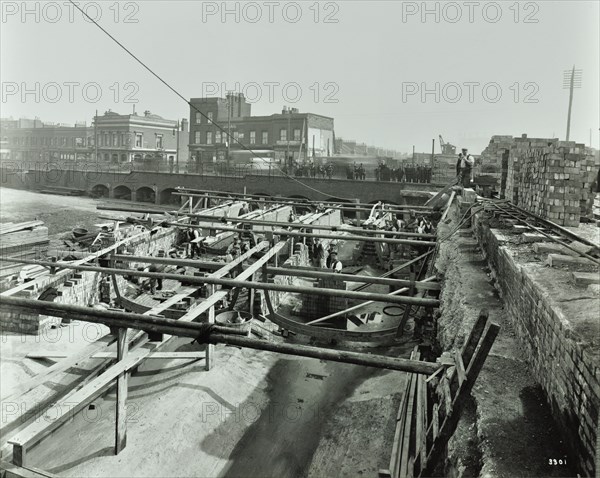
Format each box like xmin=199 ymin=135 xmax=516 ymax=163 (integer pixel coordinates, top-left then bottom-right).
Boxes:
xmin=39 ymin=186 xmax=86 ymax=196
xmin=0 ymin=221 xmax=49 ymax=278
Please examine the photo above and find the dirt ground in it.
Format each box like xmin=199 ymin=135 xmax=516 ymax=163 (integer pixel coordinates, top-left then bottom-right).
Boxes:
xmin=1 ymin=327 xmax=414 ymax=477
xmin=434 ymin=204 xmax=577 ymax=478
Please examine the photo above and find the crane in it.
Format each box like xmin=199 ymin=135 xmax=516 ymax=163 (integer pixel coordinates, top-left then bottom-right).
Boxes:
xmin=439 ymin=135 xmax=456 ymax=155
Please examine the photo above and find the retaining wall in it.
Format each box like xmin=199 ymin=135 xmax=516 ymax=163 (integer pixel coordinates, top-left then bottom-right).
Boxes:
xmin=1 ymin=227 xmax=179 ymax=334
xmin=472 ymin=212 xmax=599 ymax=476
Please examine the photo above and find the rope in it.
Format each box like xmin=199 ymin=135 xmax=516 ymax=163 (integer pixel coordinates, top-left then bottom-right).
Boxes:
xmin=67 ymin=0 xmax=355 ymax=202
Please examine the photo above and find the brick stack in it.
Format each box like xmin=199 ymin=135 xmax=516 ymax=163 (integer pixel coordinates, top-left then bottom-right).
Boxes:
xmin=490 ymin=134 xmax=598 ymax=226
xmin=478 ymin=135 xmax=513 ymax=193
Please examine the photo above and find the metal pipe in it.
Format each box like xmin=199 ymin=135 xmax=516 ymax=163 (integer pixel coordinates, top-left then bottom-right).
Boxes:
xmin=174 ymin=188 xmax=434 ymax=210
xmin=0 ymin=296 xmax=440 ymax=375
xmin=179 ymin=214 xmax=437 ymax=239
xmin=164 ymin=222 xmax=437 ymax=247
xmin=0 ymin=258 xmax=440 ymax=307
xmin=208 ymin=334 xmax=440 ymax=375
xmin=265 ymin=266 xmax=439 ymax=290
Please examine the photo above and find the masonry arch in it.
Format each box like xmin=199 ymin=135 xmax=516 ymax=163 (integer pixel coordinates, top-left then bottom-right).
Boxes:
xmin=159 ymin=188 xmax=179 ymax=206
xmin=90 ymin=184 xmax=109 ymax=198
xmin=113 ymin=185 xmax=132 ymax=201
xmin=136 ymin=186 xmax=156 ymax=203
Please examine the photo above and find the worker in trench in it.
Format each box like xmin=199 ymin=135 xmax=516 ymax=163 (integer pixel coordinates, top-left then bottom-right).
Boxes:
xmin=328 ymin=251 xmax=343 ymax=273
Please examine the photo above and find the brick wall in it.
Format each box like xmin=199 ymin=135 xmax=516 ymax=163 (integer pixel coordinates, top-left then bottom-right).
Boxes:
xmin=473 ymin=213 xmax=599 ymax=476
xmin=1 ymin=227 xmax=179 ymax=335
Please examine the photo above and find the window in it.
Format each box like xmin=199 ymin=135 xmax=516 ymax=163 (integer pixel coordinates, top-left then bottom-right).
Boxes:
xmin=112 ymin=134 xmax=118 ymax=146
xmin=156 ymin=134 xmax=163 ymax=149
xmin=196 ymin=112 xmax=202 ymax=124
xmin=195 ymin=131 xmax=201 ymax=144
xmin=104 ymin=133 xmax=109 ymax=147
xmin=262 ymin=131 xmax=268 ymax=144
xmin=280 ymin=129 xmax=287 ymax=141
xmin=135 ymin=133 xmax=143 ymax=148
xmin=206 ymin=131 xmax=213 ymax=145
xmin=215 ymin=131 xmax=222 ymax=144
xmin=294 ymin=129 xmax=301 ymax=141
xmin=75 ymin=137 xmax=84 ymax=147
xmin=104 ymin=153 xmax=110 ymax=161
xmin=233 ymin=131 xmax=239 ymax=141
xmin=249 ymin=131 xmax=256 ymax=144
xmin=207 ymin=112 xmax=213 ymax=122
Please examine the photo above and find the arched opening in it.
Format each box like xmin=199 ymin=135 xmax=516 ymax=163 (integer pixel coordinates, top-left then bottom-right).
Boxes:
xmin=113 ymin=185 xmax=132 ymax=201
xmin=90 ymin=184 xmax=109 ymax=198
xmin=120 ymin=154 xmax=127 ymax=162
xmin=137 ymin=186 xmax=156 ymax=203
xmin=159 ymin=188 xmax=179 ymax=206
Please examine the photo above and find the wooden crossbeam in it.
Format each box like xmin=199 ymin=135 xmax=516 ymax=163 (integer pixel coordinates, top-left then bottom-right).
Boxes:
xmin=25 ymin=352 xmax=205 ymax=360
xmin=8 ymin=348 xmax=151 ymax=466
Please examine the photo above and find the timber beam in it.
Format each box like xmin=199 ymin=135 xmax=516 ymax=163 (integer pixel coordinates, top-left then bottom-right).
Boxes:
xmin=0 ymin=296 xmax=440 ymax=375
xmin=0 ymin=258 xmax=440 ymax=307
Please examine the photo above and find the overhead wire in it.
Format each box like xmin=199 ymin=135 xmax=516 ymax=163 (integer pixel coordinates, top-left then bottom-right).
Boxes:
xmin=67 ymin=0 xmax=356 ymax=201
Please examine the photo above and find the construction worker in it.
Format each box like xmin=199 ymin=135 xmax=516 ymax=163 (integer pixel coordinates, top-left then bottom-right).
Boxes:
xmin=329 ymin=251 xmax=342 ymax=273
xmin=458 ymin=148 xmax=475 ymax=187
xmin=313 ymin=238 xmax=325 ymax=268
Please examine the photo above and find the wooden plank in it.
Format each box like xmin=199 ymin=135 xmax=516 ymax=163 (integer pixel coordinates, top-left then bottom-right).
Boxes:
xmin=8 ymin=349 xmax=150 ymax=465
xmin=460 ymin=310 xmax=488 ymax=368
xmin=145 ymin=287 xmax=197 ymax=316
xmin=0 ymin=461 xmax=58 ymax=478
xmin=423 ymin=319 xmax=500 ymax=476
xmin=398 ymin=354 xmax=419 ymax=478
xmin=414 ymin=374 xmax=425 ymax=476
xmin=419 ymin=374 xmax=428 ymax=472
xmin=114 ymin=328 xmax=128 ymax=455
xmin=25 ymin=352 xmax=205 ymax=360
xmin=441 ymin=376 xmax=453 ymax=415
xmin=205 ymin=286 xmax=215 ymax=371
xmin=1 ymin=335 xmax=115 ymax=402
xmin=454 ymin=351 xmax=467 ymax=385
xmin=432 ymin=403 xmax=439 ymax=439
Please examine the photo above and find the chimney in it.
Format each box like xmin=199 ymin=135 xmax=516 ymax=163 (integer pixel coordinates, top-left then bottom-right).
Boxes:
xmin=144 ymin=110 xmax=151 ymax=117
xmin=282 ymin=106 xmax=288 ymax=114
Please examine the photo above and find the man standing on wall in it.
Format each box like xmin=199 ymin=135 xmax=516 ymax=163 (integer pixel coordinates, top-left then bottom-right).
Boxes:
xmin=458 ymin=147 xmax=475 ymax=188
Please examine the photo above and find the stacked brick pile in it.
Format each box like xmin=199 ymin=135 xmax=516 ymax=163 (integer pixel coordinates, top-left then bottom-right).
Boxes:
xmin=495 ymin=135 xmax=598 ymax=226
xmin=300 ymin=277 xmax=348 ymax=319
xmin=478 ymin=135 xmax=513 ymax=191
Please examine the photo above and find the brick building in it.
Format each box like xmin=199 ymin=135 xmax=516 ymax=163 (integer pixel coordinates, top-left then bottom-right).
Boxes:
xmin=0 ymin=117 xmax=93 ymax=164
xmin=188 ymin=94 xmax=335 ymax=168
xmin=0 ymin=111 xmax=189 ymax=171
xmin=93 ymin=110 xmax=188 ymax=169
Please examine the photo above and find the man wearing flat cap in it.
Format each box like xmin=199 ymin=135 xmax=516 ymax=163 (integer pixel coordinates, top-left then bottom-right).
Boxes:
xmin=457 ymin=147 xmax=475 ymax=188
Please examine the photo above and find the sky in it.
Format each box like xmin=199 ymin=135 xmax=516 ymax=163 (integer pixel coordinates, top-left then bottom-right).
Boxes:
xmin=1 ymin=0 xmax=599 ymax=154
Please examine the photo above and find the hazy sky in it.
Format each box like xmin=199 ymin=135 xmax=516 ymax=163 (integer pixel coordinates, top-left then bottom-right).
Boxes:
xmin=1 ymin=0 xmax=598 ymax=153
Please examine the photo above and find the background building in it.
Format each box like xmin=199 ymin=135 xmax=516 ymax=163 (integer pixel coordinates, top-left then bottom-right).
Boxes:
xmin=0 ymin=111 xmax=189 ymax=172
xmin=188 ymin=94 xmax=334 ymax=171
xmin=0 ymin=117 xmax=92 ymax=164
xmin=93 ymin=110 xmax=188 ymax=171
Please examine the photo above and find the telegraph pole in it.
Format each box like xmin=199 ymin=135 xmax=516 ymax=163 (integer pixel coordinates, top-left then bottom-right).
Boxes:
xmin=563 ymin=66 xmax=582 ymax=141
